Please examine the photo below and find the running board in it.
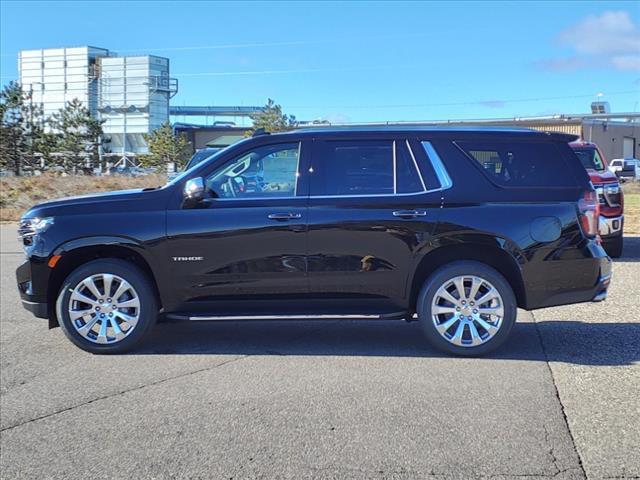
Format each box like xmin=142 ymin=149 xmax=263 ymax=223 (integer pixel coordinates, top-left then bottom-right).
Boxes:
xmin=166 ymin=312 xmax=409 ymax=322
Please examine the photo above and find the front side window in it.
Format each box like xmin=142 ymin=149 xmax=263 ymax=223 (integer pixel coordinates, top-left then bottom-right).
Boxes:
xmin=205 ymin=143 xmax=300 ymax=199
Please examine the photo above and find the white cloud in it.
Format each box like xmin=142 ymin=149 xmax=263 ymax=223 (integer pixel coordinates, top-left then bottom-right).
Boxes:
xmin=558 ymin=10 xmax=640 ymax=55
xmin=538 ymin=10 xmax=640 ymax=72
xmin=611 ymin=55 xmax=640 ymax=71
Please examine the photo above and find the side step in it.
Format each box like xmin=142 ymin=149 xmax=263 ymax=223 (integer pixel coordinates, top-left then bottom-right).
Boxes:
xmin=165 ymin=312 xmax=411 ymax=322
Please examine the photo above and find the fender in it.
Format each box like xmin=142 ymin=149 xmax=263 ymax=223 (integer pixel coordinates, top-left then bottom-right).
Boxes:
xmin=52 ymin=235 xmax=165 ymax=292
xmin=406 ymin=230 xmax=527 ymax=308
xmin=45 ymin=235 xmax=168 ymax=328
xmin=53 ymin=235 xmax=144 ymax=257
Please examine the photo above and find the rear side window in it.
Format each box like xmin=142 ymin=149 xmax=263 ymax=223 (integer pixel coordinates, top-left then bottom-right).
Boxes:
xmin=396 ymin=141 xmax=425 ymax=194
xmin=456 ymin=140 xmax=577 ymax=187
xmin=311 ymin=140 xmax=425 ymax=196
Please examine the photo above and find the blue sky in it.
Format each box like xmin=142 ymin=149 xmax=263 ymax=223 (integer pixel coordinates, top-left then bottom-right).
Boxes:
xmin=1 ymin=0 xmax=639 ymax=124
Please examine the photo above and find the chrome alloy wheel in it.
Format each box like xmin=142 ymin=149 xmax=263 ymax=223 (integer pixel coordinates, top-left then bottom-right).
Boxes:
xmin=430 ymin=275 xmax=504 ymax=347
xmin=67 ymin=273 xmax=141 ymax=344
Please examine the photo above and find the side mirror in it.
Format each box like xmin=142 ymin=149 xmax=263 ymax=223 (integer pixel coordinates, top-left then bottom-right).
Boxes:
xmin=183 ymin=177 xmax=205 ymax=202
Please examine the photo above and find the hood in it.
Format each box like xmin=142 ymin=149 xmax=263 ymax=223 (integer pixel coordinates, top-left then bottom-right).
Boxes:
xmin=23 ymin=187 xmax=169 ymax=219
xmin=588 ymin=169 xmax=618 ymax=184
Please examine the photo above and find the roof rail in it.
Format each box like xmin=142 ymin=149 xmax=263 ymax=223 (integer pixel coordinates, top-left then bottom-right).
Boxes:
xmin=252 ymin=128 xmax=270 ymax=137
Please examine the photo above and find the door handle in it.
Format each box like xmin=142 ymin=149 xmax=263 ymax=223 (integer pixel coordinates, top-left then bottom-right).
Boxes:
xmin=392 ymin=210 xmax=427 ymax=218
xmin=267 ymin=212 xmax=303 ymax=220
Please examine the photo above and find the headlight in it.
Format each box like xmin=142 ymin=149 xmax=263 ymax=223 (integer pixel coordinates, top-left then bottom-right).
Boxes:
xmin=18 ymin=216 xmax=54 ymax=246
xmin=605 ymin=183 xmax=620 ymax=195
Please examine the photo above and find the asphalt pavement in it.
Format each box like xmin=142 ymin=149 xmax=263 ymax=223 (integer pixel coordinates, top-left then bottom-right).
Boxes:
xmin=0 ymin=224 xmax=638 ymax=479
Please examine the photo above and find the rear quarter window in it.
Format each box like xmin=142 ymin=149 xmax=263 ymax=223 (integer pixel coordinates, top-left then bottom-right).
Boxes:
xmin=455 ymin=140 xmax=578 ymax=187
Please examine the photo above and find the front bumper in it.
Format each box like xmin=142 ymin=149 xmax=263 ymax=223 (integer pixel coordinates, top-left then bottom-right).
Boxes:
xmin=16 ymin=259 xmax=49 ymax=319
xmin=21 ymin=298 xmax=48 ymax=318
xmin=599 ymin=215 xmax=623 ymax=238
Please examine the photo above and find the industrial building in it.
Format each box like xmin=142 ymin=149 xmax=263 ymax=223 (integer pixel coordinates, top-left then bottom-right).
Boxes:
xmin=98 ymin=55 xmax=177 ymax=160
xmin=17 ymin=46 xmax=638 ymax=165
xmin=431 ymin=111 xmax=639 ymax=162
xmin=18 ymin=46 xmax=109 ymax=120
xmin=18 ymin=46 xmax=177 ymax=164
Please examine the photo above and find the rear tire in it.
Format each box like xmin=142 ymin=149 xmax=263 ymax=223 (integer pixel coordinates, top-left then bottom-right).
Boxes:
xmin=604 ymin=235 xmax=623 ymax=259
xmin=56 ymin=259 xmax=158 ymax=354
xmin=416 ymin=261 xmax=517 ymax=356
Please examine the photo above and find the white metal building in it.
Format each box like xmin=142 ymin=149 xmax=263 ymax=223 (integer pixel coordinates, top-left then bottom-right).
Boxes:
xmin=98 ymin=55 xmax=175 ymax=159
xmin=18 ymin=46 xmax=177 ymax=163
xmin=18 ymin=46 xmax=110 ymax=120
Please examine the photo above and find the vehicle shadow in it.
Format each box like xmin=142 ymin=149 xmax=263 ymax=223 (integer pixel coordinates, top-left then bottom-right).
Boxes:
xmin=136 ymin=318 xmax=639 ymax=366
xmin=614 ymin=235 xmax=640 ymax=262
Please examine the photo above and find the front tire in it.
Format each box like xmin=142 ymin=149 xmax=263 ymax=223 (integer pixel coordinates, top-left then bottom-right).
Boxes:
xmin=416 ymin=261 xmax=517 ymax=356
xmin=56 ymin=259 xmax=158 ymax=354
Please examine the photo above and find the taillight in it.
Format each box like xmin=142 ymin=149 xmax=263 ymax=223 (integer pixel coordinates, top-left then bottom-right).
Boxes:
xmin=578 ymin=190 xmax=600 ymax=238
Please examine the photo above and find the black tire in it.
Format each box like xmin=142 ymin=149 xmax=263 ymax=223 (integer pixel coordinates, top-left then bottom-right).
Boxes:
xmin=56 ymin=259 xmax=158 ymax=354
xmin=416 ymin=261 xmax=517 ymax=356
xmin=604 ymin=235 xmax=623 ymax=259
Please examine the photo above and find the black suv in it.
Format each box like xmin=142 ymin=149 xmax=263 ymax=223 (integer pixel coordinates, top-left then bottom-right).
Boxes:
xmin=17 ymin=127 xmax=611 ymax=355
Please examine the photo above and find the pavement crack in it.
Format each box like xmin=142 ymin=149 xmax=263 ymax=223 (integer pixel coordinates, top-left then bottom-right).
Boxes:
xmin=0 ymin=354 xmax=249 ymax=433
xmin=532 ymin=310 xmax=587 ymax=480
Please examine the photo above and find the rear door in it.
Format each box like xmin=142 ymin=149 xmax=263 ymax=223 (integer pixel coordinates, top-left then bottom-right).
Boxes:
xmin=306 ymin=136 xmax=444 ymax=311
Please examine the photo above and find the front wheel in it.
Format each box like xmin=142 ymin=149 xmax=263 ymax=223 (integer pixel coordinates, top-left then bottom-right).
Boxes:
xmin=56 ymin=259 xmax=158 ymax=354
xmin=416 ymin=261 xmax=517 ymax=356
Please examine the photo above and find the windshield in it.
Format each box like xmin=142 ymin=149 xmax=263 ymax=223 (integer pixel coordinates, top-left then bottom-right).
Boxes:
xmin=572 ymin=148 xmax=605 ymax=172
xmin=186 ymin=148 xmax=220 ymax=170
xmin=165 ymin=148 xmax=227 ymax=187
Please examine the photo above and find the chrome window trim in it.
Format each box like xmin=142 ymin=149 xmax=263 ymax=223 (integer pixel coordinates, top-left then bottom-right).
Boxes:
xmin=209 ymin=139 xmax=453 ymax=201
xmin=421 ymin=141 xmax=453 ymax=190
xmin=293 ymin=141 xmax=301 ymax=196
xmin=405 ymin=140 xmax=428 ymax=192
xmin=392 ymin=140 xmax=398 ymax=195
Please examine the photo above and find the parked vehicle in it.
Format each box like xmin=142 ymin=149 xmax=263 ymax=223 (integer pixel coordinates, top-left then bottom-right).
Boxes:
xmin=17 ymin=127 xmax=611 ymax=356
xmin=610 ymin=158 xmax=640 ymax=182
xmin=185 ymin=147 xmax=222 ymax=171
xmin=570 ymin=141 xmax=624 ymax=258
xmin=168 ymin=147 xmax=223 ymax=181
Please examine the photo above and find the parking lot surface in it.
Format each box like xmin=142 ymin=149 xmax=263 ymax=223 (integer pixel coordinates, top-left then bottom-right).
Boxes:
xmin=1 ymin=224 xmax=638 ymax=479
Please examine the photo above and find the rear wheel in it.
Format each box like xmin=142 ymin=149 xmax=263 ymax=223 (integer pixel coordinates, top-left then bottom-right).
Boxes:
xmin=56 ymin=259 xmax=158 ymax=354
xmin=416 ymin=261 xmax=517 ymax=356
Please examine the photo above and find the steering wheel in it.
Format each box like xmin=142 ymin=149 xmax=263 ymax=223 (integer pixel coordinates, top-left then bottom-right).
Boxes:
xmin=226 ymin=177 xmax=238 ymax=198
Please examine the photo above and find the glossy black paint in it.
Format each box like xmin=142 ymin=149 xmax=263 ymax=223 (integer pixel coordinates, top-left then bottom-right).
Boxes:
xmin=17 ymin=126 xmax=611 ymax=326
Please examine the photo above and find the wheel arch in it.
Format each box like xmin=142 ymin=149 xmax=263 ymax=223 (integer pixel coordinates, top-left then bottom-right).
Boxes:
xmin=408 ymin=240 xmax=526 ymax=312
xmin=47 ymin=238 xmax=162 ymax=328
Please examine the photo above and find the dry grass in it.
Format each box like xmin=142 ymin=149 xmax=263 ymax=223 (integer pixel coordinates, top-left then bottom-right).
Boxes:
xmin=0 ymin=173 xmax=167 ymax=221
xmin=622 ymin=183 xmax=640 ymax=235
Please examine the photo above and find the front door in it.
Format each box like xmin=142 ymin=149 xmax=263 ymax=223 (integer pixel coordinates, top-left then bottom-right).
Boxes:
xmin=166 ymin=141 xmax=309 ymax=314
xmin=306 ymin=137 xmax=442 ymax=312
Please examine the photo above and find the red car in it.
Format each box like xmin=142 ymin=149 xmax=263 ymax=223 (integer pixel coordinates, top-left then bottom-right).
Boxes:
xmin=571 ymin=141 xmax=624 ymax=257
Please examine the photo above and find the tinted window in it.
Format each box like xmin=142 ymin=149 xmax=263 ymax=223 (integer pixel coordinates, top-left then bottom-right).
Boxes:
xmin=311 ymin=140 xmax=394 ymax=196
xmin=311 ymin=140 xmax=427 ymax=196
xmin=186 ymin=148 xmax=220 ymax=170
xmin=396 ymin=142 xmax=425 ymax=194
xmin=572 ymin=148 xmax=605 ymax=171
xmin=456 ymin=140 xmax=576 ymax=187
xmin=205 ymin=143 xmax=299 ymax=199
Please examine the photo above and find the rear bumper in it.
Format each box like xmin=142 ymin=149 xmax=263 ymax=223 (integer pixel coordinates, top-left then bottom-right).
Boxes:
xmin=524 ymin=240 xmax=612 ymax=310
xmin=599 ymin=215 xmax=623 ymax=239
